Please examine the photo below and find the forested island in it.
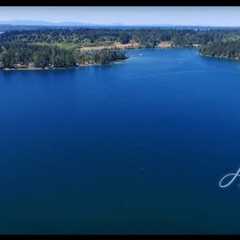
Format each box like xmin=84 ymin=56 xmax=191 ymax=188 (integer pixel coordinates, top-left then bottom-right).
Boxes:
xmin=1 ymin=27 xmax=240 ymax=70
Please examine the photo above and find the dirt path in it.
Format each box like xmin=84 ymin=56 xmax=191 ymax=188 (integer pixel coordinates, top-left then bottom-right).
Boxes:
xmin=79 ymin=42 xmax=140 ymax=51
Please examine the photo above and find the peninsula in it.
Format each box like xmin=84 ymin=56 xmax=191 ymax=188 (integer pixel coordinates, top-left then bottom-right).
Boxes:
xmin=1 ymin=27 xmax=240 ymax=70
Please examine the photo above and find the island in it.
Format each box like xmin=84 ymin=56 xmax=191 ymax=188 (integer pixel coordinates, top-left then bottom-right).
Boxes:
xmin=1 ymin=27 xmax=240 ymax=70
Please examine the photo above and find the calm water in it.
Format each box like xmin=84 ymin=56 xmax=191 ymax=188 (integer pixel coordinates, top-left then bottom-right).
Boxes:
xmin=1 ymin=48 xmax=240 ymax=234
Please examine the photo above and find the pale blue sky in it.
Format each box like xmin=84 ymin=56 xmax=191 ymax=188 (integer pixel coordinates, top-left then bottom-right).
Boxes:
xmin=1 ymin=7 xmax=240 ymax=26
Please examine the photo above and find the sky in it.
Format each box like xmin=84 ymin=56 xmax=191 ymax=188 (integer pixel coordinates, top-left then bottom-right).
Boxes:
xmin=0 ymin=7 xmax=240 ymax=27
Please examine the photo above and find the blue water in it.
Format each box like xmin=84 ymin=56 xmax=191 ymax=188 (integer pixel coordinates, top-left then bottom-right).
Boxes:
xmin=1 ymin=48 xmax=240 ymax=234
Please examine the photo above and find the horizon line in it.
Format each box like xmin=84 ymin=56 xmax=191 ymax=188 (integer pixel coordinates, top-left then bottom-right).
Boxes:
xmin=1 ymin=21 xmax=240 ymax=28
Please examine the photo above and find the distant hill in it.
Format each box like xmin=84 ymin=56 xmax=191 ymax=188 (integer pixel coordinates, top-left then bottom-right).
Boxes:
xmin=0 ymin=20 xmax=240 ymax=33
xmin=0 ymin=20 xmax=106 ymax=27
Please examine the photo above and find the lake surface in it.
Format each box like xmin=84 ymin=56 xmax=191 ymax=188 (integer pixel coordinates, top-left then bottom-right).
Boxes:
xmin=1 ymin=48 xmax=240 ymax=234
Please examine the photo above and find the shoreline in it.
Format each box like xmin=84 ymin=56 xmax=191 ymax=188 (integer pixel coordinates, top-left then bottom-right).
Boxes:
xmin=1 ymin=58 xmax=129 ymax=71
xmin=0 ymin=43 xmax=132 ymax=71
xmin=199 ymin=52 xmax=240 ymax=62
xmin=0 ymin=41 xmax=173 ymax=71
xmin=2 ymin=46 xmax=239 ymax=72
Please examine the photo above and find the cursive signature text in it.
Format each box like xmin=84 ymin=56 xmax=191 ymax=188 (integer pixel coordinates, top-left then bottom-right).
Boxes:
xmin=219 ymin=167 xmax=240 ymax=188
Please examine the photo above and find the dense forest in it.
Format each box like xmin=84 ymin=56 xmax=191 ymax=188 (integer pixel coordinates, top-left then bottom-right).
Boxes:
xmin=0 ymin=42 xmax=127 ymax=69
xmin=1 ymin=27 xmax=240 ymax=69
xmin=199 ymin=41 xmax=240 ymax=60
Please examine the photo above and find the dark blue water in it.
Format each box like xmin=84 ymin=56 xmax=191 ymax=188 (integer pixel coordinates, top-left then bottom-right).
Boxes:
xmin=1 ymin=48 xmax=240 ymax=234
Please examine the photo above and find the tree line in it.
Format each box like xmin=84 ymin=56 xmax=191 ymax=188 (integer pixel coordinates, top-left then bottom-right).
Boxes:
xmin=2 ymin=27 xmax=240 ymax=68
xmin=0 ymin=43 xmax=127 ymax=69
xmin=2 ymin=28 xmax=240 ymax=47
xmin=199 ymin=40 xmax=240 ymax=60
